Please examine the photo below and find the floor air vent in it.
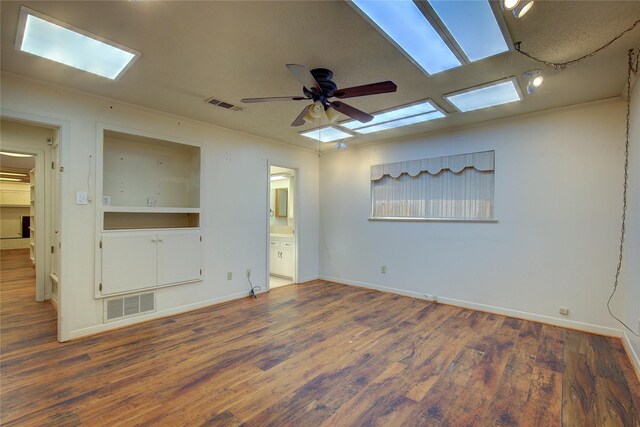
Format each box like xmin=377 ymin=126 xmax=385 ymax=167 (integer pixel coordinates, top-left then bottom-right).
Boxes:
xmin=205 ymin=97 xmax=242 ymax=111
xmin=104 ymin=291 xmax=156 ymax=323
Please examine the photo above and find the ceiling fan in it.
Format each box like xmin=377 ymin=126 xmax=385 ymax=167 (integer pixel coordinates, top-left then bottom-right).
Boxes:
xmin=241 ymin=64 xmax=397 ymax=127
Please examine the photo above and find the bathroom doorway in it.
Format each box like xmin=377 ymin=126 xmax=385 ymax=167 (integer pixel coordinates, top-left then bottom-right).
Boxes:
xmin=268 ymin=165 xmax=297 ymax=289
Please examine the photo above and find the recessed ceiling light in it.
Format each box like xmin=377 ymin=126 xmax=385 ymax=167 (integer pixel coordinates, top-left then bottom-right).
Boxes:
xmin=427 ymin=0 xmax=509 ymax=62
xmin=0 ymin=151 xmax=34 ymax=158
xmin=444 ymin=78 xmax=522 ymax=112
xmin=351 ymin=0 xmax=461 ymax=74
xmin=0 ymin=177 xmax=23 ymax=182
xmin=300 ymin=126 xmax=354 ymax=143
xmin=270 ymin=175 xmax=288 ymax=181
xmin=15 ymin=7 xmax=140 ymax=80
xmin=354 ymin=111 xmax=445 ymax=134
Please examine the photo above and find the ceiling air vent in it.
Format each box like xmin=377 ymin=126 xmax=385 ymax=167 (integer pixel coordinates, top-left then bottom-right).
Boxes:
xmin=205 ymin=97 xmax=243 ymax=111
xmin=104 ymin=291 xmax=156 ymax=323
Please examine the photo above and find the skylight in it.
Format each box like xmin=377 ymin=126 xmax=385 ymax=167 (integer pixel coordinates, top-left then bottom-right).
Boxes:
xmin=351 ymin=0 xmax=461 ymax=75
xmin=15 ymin=7 xmax=140 ymax=80
xmin=445 ymin=79 xmax=522 ymax=112
xmin=300 ymin=126 xmax=354 ymax=143
xmin=341 ymin=100 xmax=445 ymax=134
xmin=354 ymin=111 xmax=445 ymax=134
xmin=428 ymin=1 xmax=508 ymax=62
xmin=342 ymin=101 xmax=440 ymax=130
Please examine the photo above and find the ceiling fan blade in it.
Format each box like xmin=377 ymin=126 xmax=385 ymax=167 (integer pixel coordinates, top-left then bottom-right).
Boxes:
xmin=286 ymin=64 xmax=321 ymax=92
xmin=291 ymin=105 xmax=310 ymax=127
xmin=330 ymin=101 xmax=374 ymax=123
xmin=333 ymin=81 xmax=397 ymax=99
xmin=241 ymin=96 xmax=308 ymax=103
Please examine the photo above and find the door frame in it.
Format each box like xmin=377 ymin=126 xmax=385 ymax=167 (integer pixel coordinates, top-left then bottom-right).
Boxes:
xmin=1 ymin=108 xmax=69 ymax=342
xmin=265 ymin=161 xmax=299 ymax=291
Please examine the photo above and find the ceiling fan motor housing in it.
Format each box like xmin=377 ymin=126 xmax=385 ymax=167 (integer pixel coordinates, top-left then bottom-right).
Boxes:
xmin=303 ymin=68 xmax=337 ymax=105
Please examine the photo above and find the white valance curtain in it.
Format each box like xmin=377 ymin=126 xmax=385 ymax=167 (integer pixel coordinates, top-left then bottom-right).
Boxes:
xmin=371 ymin=151 xmax=495 ymax=220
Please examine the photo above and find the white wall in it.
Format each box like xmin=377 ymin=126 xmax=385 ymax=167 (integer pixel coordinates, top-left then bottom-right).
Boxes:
xmin=320 ymin=100 xmax=628 ymax=336
xmin=1 ymin=74 xmax=320 ymax=340
xmin=622 ymin=79 xmax=640 ymax=369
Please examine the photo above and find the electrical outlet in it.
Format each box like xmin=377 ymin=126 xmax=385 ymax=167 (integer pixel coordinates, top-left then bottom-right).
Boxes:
xmin=381 ymin=265 xmax=386 ymax=274
xmin=227 ymin=272 xmax=232 ymax=280
xmin=76 ymin=191 xmax=88 ymax=205
xmin=246 ymin=269 xmax=251 ymax=278
xmin=559 ymin=307 xmax=569 ymax=316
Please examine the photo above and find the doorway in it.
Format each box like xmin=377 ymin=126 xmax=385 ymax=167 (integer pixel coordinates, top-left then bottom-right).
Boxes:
xmin=0 ymin=118 xmax=61 ymax=340
xmin=268 ymin=165 xmax=297 ymax=289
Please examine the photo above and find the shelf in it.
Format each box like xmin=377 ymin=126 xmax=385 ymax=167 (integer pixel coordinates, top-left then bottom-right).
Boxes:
xmin=103 ymin=206 xmax=200 ymax=214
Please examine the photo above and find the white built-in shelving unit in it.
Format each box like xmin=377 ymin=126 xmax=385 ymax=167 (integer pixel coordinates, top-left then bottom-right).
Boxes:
xmin=97 ymin=129 xmax=202 ymax=298
xmin=29 ymin=168 xmax=35 ymax=264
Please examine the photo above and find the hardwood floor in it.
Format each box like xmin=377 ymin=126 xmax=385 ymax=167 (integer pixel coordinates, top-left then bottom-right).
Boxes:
xmin=1 ymin=248 xmax=639 ymax=426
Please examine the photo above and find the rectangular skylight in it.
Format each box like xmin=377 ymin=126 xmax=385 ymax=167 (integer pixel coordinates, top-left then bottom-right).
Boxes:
xmin=342 ymin=100 xmax=439 ymax=130
xmin=354 ymin=111 xmax=445 ymax=134
xmin=351 ymin=0 xmax=461 ymax=74
xmin=300 ymin=126 xmax=354 ymax=143
xmin=15 ymin=7 xmax=140 ymax=80
xmin=428 ymin=1 xmax=508 ymax=62
xmin=445 ymin=78 xmax=522 ymax=112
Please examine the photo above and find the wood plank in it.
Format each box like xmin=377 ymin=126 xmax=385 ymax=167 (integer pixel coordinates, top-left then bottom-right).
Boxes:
xmin=1 ymin=249 xmax=639 ymax=425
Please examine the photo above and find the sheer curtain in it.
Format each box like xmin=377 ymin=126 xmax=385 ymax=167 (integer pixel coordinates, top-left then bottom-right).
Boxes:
xmin=371 ymin=151 xmax=495 ymax=220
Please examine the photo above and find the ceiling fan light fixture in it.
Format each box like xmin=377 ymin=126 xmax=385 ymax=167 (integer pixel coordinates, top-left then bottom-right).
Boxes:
xmin=501 ymin=0 xmax=520 ymax=11
xmin=304 ymin=100 xmax=329 ymax=123
xmin=325 ymin=107 xmax=340 ymax=123
xmin=513 ymin=0 xmax=534 ymax=18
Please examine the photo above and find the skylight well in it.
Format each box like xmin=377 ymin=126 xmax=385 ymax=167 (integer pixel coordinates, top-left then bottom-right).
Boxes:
xmin=350 ymin=0 xmax=510 ymax=75
xmin=428 ymin=0 xmax=509 ymax=62
xmin=342 ymin=100 xmax=445 ymax=134
xmin=15 ymin=7 xmax=140 ymax=80
xmin=300 ymin=126 xmax=353 ymax=143
xmin=445 ymin=78 xmax=522 ymax=112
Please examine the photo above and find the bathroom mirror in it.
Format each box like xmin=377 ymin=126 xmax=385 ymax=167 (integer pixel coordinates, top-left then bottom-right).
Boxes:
xmin=275 ymin=188 xmax=288 ymax=218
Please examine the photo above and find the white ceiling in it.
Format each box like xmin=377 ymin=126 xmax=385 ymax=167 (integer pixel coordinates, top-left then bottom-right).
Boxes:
xmin=1 ymin=1 xmax=639 ymax=149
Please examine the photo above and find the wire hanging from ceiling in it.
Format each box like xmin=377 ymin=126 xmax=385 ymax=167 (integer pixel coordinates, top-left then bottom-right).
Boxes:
xmin=607 ymin=48 xmax=639 ymax=338
xmin=514 ymin=19 xmax=640 ymax=70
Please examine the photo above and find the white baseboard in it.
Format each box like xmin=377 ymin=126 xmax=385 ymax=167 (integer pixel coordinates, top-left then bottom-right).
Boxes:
xmin=67 ymin=290 xmax=256 ymax=341
xmin=297 ymin=275 xmax=319 ymax=284
xmin=622 ymin=332 xmax=640 ymax=381
xmin=320 ymin=275 xmax=624 ymax=338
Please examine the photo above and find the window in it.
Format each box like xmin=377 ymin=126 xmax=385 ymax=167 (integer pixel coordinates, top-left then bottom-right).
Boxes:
xmin=370 ymin=151 xmax=495 ymax=221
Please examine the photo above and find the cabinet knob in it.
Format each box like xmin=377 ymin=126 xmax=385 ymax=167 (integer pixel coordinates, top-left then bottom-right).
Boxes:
xmin=150 ymin=239 xmax=157 ymax=243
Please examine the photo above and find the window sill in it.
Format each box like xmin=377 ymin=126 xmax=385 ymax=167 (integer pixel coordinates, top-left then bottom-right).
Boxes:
xmin=368 ymin=217 xmax=498 ymax=223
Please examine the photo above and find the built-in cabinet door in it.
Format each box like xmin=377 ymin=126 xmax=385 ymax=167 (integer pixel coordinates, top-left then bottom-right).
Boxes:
xmin=269 ymin=245 xmax=281 ymax=276
xmin=157 ymin=230 xmax=202 ymax=285
xmin=102 ymin=232 xmax=158 ymax=295
xmin=280 ymin=248 xmax=294 ymax=278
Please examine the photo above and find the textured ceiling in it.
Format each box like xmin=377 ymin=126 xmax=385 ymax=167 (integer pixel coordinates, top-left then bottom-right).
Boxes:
xmin=1 ymin=1 xmax=639 ymax=149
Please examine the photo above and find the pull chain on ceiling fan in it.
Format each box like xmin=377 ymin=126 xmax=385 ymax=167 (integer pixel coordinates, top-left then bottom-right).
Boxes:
xmin=241 ymin=64 xmax=397 ymax=127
